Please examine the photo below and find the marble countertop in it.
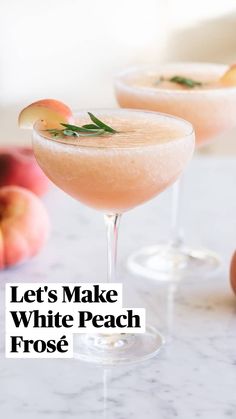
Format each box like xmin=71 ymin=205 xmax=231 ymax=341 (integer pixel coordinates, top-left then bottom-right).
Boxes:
xmin=0 ymin=156 xmax=236 ymax=419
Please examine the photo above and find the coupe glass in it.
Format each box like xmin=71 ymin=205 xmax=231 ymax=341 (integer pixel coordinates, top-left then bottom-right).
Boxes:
xmin=33 ymin=109 xmax=194 ymax=364
xmin=115 ymin=63 xmax=236 ymax=281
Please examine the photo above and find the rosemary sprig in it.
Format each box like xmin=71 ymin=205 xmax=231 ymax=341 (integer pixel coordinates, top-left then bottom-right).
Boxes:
xmin=87 ymin=112 xmax=117 ymax=133
xmin=46 ymin=113 xmax=118 ymax=138
xmin=170 ymin=76 xmax=202 ymax=88
xmin=156 ymin=75 xmax=202 ymax=88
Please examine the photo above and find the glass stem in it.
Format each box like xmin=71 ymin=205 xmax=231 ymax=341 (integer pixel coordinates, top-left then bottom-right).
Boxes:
xmin=104 ymin=214 xmax=121 ymax=283
xmin=170 ymin=179 xmax=184 ymax=247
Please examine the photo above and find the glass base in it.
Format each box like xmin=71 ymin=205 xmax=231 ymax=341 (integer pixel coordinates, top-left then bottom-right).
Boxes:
xmin=127 ymin=243 xmax=221 ymax=282
xmin=73 ymin=326 xmax=164 ymax=365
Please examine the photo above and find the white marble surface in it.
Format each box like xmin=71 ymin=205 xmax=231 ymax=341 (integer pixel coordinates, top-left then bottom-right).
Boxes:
xmin=0 ymin=156 xmax=236 ymax=419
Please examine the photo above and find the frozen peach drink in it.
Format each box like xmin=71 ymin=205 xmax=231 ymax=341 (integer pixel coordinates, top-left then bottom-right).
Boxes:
xmin=33 ymin=109 xmax=194 ymax=213
xmin=19 ymin=101 xmax=194 ymax=364
xmin=115 ymin=63 xmax=236 ymax=147
xmin=115 ymin=63 xmax=236 ymax=280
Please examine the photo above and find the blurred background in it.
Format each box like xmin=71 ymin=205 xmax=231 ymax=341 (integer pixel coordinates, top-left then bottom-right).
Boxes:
xmin=1 ymin=0 xmax=236 ymax=154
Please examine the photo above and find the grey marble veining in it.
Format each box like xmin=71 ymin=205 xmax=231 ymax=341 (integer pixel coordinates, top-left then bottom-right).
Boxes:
xmin=0 ymin=156 xmax=236 ymax=419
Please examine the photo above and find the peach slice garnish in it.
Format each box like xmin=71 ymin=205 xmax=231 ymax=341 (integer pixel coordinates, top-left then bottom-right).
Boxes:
xmin=18 ymin=99 xmax=74 ymax=129
xmin=220 ymin=64 xmax=236 ymax=86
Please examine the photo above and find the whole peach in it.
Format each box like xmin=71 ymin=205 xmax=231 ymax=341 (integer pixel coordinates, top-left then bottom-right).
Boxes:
xmin=0 ymin=147 xmax=50 ymax=196
xmin=230 ymin=251 xmax=236 ymax=295
xmin=0 ymin=186 xmax=50 ymax=269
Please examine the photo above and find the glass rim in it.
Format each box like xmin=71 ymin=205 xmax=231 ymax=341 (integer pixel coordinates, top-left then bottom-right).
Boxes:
xmin=114 ymin=62 xmax=236 ymax=95
xmin=33 ymin=108 xmax=194 ymax=150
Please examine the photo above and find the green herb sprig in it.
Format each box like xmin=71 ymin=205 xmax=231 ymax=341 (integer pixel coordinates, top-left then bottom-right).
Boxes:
xmin=155 ymin=75 xmax=202 ymax=88
xmin=46 ymin=112 xmax=118 ymax=138
xmin=169 ymin=76 xmax=202 ymax=88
